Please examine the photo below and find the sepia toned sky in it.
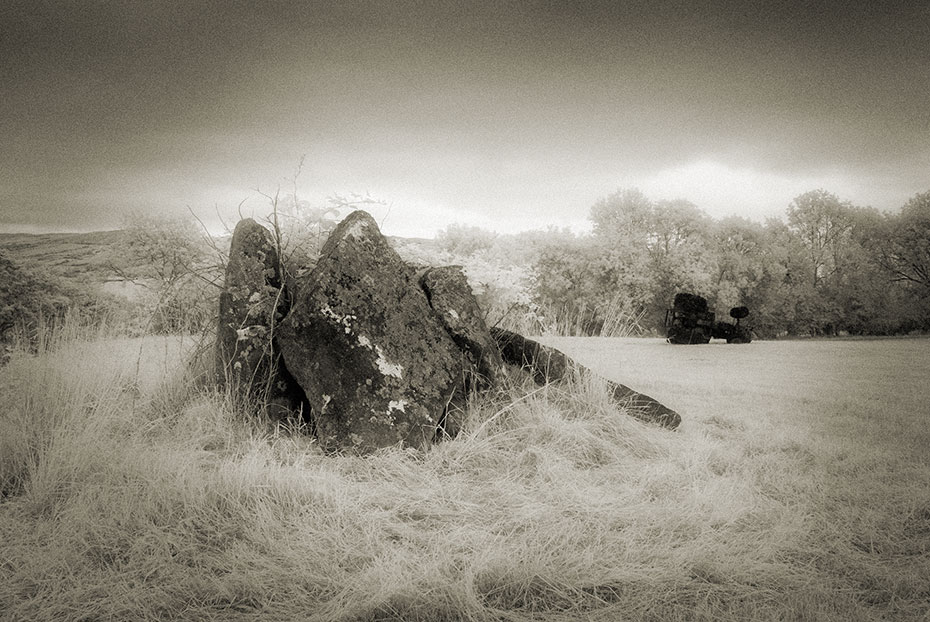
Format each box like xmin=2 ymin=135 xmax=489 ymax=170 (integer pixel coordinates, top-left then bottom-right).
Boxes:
xmin=2 ymin=1 xmax=928 ymax=237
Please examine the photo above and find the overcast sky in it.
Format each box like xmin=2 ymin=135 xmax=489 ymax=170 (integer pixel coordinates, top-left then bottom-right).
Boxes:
xmin=2 ymin=1 xmax=928 ymax=237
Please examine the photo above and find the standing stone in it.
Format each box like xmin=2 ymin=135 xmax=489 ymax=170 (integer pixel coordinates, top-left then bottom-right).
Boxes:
xmin=278 ymin=211 xmax=466 ymax=453
xmin=215 ymin=219 xmax=301 ymax=416
xmin=490 ymin=327 xmax=681 ymax=429
xmin=420 ymin=266 xmax=505 ymax=390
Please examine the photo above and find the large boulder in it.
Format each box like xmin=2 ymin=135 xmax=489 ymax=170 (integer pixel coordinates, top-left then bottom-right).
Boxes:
xmin=419 ymin=266 xmax=504 ymax=390
xmin=278 ymin=211 xmax=467 ymax=453
xmin=215 ymin=219 xmax=304 ymax=417
xmin=490 ymin=328 xmax=681 ymax=429
xmin=215 ymin=219 xmax=281 ymax=391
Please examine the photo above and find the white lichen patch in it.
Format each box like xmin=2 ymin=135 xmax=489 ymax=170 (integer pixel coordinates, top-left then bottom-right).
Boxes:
xmin=447 ymin=309 xmax=460 ymax=320
xmin=357 ymin=334 xmax=372 ymax=348
xmin=388 ymin=399 xmax=408 ymax=413
xmin=235 ymin=325 xmax=267 ymax=341
xmin=319 ymin=304 xmax=357 ymax=334
xmin=369 ymin=412 xmax=394 ymax=425
xmin=343 ymin=217 xmax=371 ymax=240
xmin=374 ymin=345 xmax=403 ymax=378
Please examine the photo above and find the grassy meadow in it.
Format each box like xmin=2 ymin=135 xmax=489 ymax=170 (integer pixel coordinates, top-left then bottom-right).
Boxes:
xmin=1 ymin=330 xmax=929 ymax=621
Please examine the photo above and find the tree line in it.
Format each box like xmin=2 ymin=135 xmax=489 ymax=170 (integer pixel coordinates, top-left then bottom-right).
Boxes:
xmin=3 ymin=188 xmax=928 ymax=344
xmin=437 ymin=188 xmax=930 ymax=338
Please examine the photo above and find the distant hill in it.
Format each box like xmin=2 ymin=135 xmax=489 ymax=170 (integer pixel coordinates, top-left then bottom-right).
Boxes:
xmin=0 ymin=226 xmax=449 ymax=340
xmin=0 ymin=230 xmax=130 ymax=283
xmin=0 ymin=229 xmax=442 ymax=288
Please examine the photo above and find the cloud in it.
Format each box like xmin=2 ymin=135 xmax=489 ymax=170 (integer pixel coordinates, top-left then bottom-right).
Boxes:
xmin=634 ymin=160 xmax=824 ymax=220
xmin=632 ymin=158 xmax=926 ymax=222
xmin=2 ymin=2 xmax=928 ymax=235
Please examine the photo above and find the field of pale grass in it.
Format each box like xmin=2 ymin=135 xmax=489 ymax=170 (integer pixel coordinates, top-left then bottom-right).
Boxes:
xmin=1 ymin=331 xmax=929 ymax=621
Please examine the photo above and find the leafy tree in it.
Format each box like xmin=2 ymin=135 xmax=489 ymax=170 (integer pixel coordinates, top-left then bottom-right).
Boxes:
xmin=436 ymin=224 xmax=498 ymax=258
xmin=822 ymin=207 xmax=900 ymax=334
xmin=786 ymin=189 xmax=854 ymax=289
xmin=462 ymin=259 xmax=535 ymax=331
xmin=532 ymin=229 xmax=654 ymax=335
xmin=117 ymin=213 xmax=208 ymax=289
xmin=586 ymin=189 xmax=655 ymax=325
xmin=712 ymin=217 xmax=767 ymax=300
xmin=760 ymin=214 xmax=831 ymax=335
xmin=649 ymin=199 xmax=712 ymax=256
xmin=877 ymin=190 xmax=930 ymax=293
xmin=708 ymin=217 xmax=788 ymax=336
xmin=112 ymin=212 xmax=217 ymax=333
xmin=442 ymin=186 xmax=930 ymax=338
xmin=0 ymin=252 xmax=72 ymax=343
xmin=589 ymin=188 xmax=654 ymax=241
xmin=644 ymin=200 xmax=717 ymax=326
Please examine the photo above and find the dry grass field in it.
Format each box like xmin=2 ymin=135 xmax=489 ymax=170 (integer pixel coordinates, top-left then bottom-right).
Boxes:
xmin=1 ymin=330 xmax=929 ymax=621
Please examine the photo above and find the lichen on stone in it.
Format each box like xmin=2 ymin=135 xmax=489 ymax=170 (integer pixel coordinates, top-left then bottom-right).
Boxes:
xmin=373 ymin=345 xmax=403 ymax=378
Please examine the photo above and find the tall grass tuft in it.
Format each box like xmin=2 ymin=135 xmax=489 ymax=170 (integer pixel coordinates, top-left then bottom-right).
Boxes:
xmin=2 ymin=327 xmax=929 ymax=620
xmin=532 ymin=295 xmax=648 ymax=338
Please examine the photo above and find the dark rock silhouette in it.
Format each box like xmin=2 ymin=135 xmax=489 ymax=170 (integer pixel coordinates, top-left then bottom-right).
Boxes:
xmin=277 ymin=211 xmax=467 ymax=453
xmin=215 ymin=211 xmax=682 ymax=452
xmin=665 ymin=292 xmax=714 ymax=344
xmin=665 ymin=292 xmax=753 ymax=345
xmin=419 ymin=265 xmax=504 ymax=390
xmin=418 ymin=264 xmax=506 ymax=438
xmin=215 ymin=218 xmax=304 ymax=416
xmin=490 ymin=327 xmax=681 ymax=429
